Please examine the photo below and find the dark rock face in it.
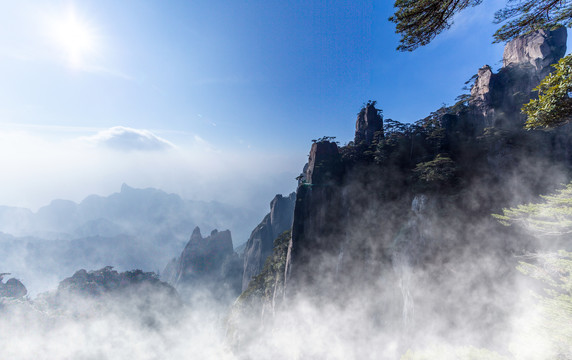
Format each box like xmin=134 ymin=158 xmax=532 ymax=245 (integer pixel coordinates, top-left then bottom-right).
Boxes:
xmin=286 ymin=141 xmax=346 ymax=291
xmin=0 ymin=274 xmax=27 ymax=298
xmin=242 ymin=193 xmax=295 ymax=291
xmin=163 ymin=227 xmax=242 ymax=302
xmin=275 ymin=28 xmax=572 ymax=350
xmin=355 ymin=103 xmax=383 ymax=145
xmin=306 ymin=141 xmax=343 ymax=185
xmin=469 ymin=27 xmax=567 ymax=130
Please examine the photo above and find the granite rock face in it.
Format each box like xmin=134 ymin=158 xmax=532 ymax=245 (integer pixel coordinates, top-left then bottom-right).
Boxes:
xmin=355 ymin=103 xmax=383 ymax=145
xmin=503 ymin=27 xmax=567 ymax=73
xmin=163 ymin=227 xmax=242 ymax=302
xmin=469 ymin=27 xmax=567 ymax=130
xmin=242 ymin=193 xmax=296 ymax=291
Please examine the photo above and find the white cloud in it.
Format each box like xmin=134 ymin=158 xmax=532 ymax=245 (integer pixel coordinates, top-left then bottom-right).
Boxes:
xmin=0 ymin=126 xmax=302 ymax=212
xmin=81 ymin=126 xmax=175 ymax=151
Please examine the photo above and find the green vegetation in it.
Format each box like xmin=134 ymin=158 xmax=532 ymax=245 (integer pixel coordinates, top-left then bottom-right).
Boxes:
xmin=236 ymin=230 xmax=291 ymax=306
xmin=493 ymin=183 xmax=572 ymax=235
xmin=391 ymin=1 xmax=572 ymax=129
xmin=494 ymin=184 xmax=572 ymax=358
xmin=493 ymin=2 xmax=572 ymax=44
xmin=523 ymin=54 xmax=572 ymax=129
xmin=389 ymin=0 xmax=483 ymax=51
xmin=413 ymin=154 xmax=456 ymax=184
xmin=516 ymin=251 xmax=572 ymax=357
xmin=390 ymin=0 xmax=572 ymax=51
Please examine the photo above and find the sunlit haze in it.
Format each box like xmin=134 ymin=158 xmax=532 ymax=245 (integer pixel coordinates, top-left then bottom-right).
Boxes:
xmin=49 ymin=6 xmax=98 ymax=68
xmin=3 ymin=1 xmax=572 ymax=359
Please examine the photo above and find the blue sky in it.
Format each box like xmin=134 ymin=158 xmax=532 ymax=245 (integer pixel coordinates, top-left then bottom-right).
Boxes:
xmin=0 ymin=0 xmax=570 ymax=211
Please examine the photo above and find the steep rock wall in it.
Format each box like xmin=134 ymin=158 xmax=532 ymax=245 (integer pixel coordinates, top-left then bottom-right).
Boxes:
xmin=279 ymin=28 xmax=572 ymax=349
xmin=242 ymin=193 xmax=295 ymax=291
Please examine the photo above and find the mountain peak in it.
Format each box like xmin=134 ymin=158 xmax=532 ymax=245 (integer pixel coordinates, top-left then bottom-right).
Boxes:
xmin=120 ymin=183 xmax=133 ymax=193
xmin=503 ymin=27 xmax=567 ymax=73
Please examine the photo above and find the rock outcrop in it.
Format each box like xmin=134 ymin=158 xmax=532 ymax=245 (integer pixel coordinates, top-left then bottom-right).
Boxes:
xmin=242 ymin=193 xmax=296 ymax=291
xmin=305 ymin=140 xmax=343 ymax=185
xmin=163 ymin=227 xmax=242 ymax=302
xmin=0 ymin=274 xmax=27 ymax=298
xmin=469 ymin=27 xmax=567 ymax=130
xmin=355 ymin=102 xmax=383 ymax=145
xmin=503 ymin=27 xmax=567 ymax=73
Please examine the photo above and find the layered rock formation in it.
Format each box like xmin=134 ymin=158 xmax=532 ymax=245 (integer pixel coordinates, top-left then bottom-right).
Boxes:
xmin=242 ymin=193 xmax=295 ymax=291
xmin=163 ymin=227 xmax=242 ymax=302
xmin=469 ymin=27 xmax=567 ymax=130
xmin=503 ymin=28 xmax=567 ymax=72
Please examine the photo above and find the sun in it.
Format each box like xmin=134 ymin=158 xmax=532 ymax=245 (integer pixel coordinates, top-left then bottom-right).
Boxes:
xmin=50 ymin=7 xmax=98 ymax=68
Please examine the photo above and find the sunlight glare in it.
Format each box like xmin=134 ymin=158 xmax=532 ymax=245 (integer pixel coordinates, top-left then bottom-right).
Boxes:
xmin=50 ymin=7 xmax=98 ymax=68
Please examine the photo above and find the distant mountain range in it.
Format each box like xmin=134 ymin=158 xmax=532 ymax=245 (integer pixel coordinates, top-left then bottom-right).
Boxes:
xmin=0 ymin=184 xmax=263 ymax=294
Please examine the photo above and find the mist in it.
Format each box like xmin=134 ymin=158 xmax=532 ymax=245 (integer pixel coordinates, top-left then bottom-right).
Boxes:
xmin=2 ymin=3 xmax=572 ymax=360
xmin=0 ymin=125 xmax=301 ymax=212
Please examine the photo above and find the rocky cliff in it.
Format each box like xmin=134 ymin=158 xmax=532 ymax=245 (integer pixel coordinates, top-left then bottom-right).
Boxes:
xmin=242 ymin=193 xmax=295 ymax=291
xmin=163 ymin=227 xmax=242 ymax=303
xmin=469 ymin=27 xmax=567 ymax=130
xmin=231 ymin=28 xmax=572 ymax=353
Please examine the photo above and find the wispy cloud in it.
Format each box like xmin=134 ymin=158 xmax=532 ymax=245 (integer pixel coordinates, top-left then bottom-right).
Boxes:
xmin=81 ymin=126 xmax=176 ymax=152
xmin=0 ymin=127 xmax=300 ymax=212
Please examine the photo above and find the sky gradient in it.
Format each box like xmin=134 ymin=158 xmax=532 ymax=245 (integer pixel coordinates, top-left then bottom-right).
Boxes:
xmin=1 ymin=0 xmax=570 ymax=212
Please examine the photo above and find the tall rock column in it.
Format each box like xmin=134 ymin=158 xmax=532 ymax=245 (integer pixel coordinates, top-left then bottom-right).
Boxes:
xmin=354 ymin=102 xmax=383 ymax=145
xmin=285 ymin=140 xmax=344 ymax=292
xmin=241 ymin=193 xmax=296 ymax=291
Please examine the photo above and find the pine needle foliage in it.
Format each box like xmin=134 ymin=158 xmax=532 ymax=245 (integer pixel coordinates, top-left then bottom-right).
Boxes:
xmin=517 ymin=251 xmax=572 ymax=356
xmin=493 ymin=0 xmax=572 ymax=43
xmin=389 ymin=0 xmax=483 ymax=51
xmin=493 ymin=183 xmax=572 ymax=235
xmin=390 ymin=0 xmax=572 ymax=51
xmin=523 ymin=54 xmax=572 ymax=129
